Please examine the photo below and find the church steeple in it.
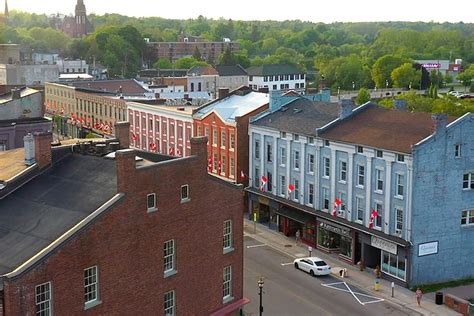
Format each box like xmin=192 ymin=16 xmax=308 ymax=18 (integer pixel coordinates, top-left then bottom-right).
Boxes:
xmin=4 ymin=0 xmax=9 ymax=19
xmin=75 ymin=0 xmax=86 ymax=16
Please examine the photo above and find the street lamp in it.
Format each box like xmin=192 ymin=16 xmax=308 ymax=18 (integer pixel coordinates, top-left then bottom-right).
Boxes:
xmin=258 ymin=277 xmax=264 ymax=316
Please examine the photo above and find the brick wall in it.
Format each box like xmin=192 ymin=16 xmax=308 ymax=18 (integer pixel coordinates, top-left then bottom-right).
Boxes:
xmin=445 ymin=294 xmax=470 ymax=316
xmin=33 ymin=132 xmax=52 ymax=169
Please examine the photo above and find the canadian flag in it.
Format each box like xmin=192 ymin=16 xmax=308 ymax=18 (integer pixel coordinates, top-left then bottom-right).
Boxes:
xmin=331 ymin=198 xmax=342 ymax=217
xmin=218 ymin=159 xmax=222 ymax=173
xmin=149 ymin=143 xmax=157 ymax=151
xmin=369 ymin=210 xmax=379 ymax=229
xmin=240 ymin=170 xmax=246 ymax=180
xmin=131 ymin=132 xmax=138 ymax=141
xmin=176 ymin=147 xmax=181 ymax=157
xmin=60 ymin=106 xmax=64 ymax=115
xmin=287 ymin=184 xmax=295 ymax=199
xmin=208 ymin=156 xmax=213 ymax=172
xmin=260 ymin=175 xmax=268 ymax=192
xmin=169 ymin=147 xmax=174 ymax=156
xmin=99 ymin=123 xmax=104 ymax=130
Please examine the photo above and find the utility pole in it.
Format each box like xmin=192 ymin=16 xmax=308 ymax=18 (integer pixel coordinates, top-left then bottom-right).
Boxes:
xmin=258 ymin=277 xmax=264 ymax=316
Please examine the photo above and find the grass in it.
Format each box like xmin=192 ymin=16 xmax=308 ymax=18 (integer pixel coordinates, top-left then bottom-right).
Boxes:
xmin=412 ymin=277 xmax=474 ymax=293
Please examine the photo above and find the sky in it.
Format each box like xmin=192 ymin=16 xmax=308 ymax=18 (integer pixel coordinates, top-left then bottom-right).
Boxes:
xmin=5 ymin=0 xmax=474 ymax=23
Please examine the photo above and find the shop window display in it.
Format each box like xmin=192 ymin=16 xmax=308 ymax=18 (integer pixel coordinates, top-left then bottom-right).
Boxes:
xmin=303 ymin=222 xmax=317 ymax=245
xmin=382 ymin=251 xmax=406 ymax=280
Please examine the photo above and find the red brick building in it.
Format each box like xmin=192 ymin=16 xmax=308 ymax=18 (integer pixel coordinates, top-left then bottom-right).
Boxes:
xmin=193 ymin=88 xmax=269 ymax=185
xmin=0 ymin=124 xmax=246 ymax=315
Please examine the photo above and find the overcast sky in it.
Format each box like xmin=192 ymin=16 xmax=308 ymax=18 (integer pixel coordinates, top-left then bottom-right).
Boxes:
xmin=6 ymin=0 xmax=474 ymax=23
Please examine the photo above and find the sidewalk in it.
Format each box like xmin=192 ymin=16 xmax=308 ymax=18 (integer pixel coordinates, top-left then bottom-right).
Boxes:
xmin=244 ymin=218 xmax=460 ymax=316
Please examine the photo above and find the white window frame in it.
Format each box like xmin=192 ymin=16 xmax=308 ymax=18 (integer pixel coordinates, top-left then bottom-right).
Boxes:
xmin=356 ymin=196 xmax=364 ymax=223
xmin=229 ymin=133 xmax=235 ymax=150
xmin=356 ymin=164 xmax=365 ymax=187
xmin=308 ymin=153 xmax=315 ymax=174
xmin=375 ymin=168 xmax=384 ymax=193
xmin=397 ymin=154 xmax=405 ymax=162
xmin=322 ymin=187 xmax=329 ymax=211
xmin=221 ymin=130 xmax=226 ymax=148
xmin=339 ymin=160 xmax=347 ymax=183
xmin=293 ymin=178 xmax=299 ymax=202
xmin=307 ymin=183 xmax=314 ymax=206
xmin=280 ymin=175 xmax=286 ymax=197
xmin=463 ymin=173 xmax=474 ymax=190
xmin=279 ymin=147 xmax=286 ymax=166
xmin=395 ymin=208 xmax=403 ymax=235
xmin=229 ymin=157 xmax=235 ymax=178
xmin=255 ymin=140 xmax=260 ymax=160
xmin=164 ymin=290 xmax=175 ymax=316
xmin=395 ymin=173 xmax=404 ymax=198
xmin=181 ymin=184 xmax=190 ymax=202
xmin=374 ymin=201 xmax=383 ymax=229
xmin=376 ymin=150 xmax=383 ymax=158
xmin=223 ymin=220 xmax=233 ymax=252
xmin=147 ymin=193 xmax=157 ymax=212
xmin=455 ymin=144 xmax=461 ymax=158
xmin=254 ymin=167 xmax=260 ymax=188
xmin=293 ymin=150 xmax=300 ymax=170
xmin=212 ymin=128 xmax=218 ymax=146
xmin=267 ymin=143 xmax=273 ymax=162
xmin=164 ymin=239 xmax=176 ymax=276
xmin=84 ymin=266 xmax=100 ymax=308
xmin=337 ymin=191 xmax=346 ymax=218
xmin=461 ymin=209 xmax=474 ymax=226
xmin=36 ymin=281 xmax=52 ymax=316
xmin=223 ymin=266 xmax=233 ymax=302
xmin=323 ymin=157 xmax=330 ymax=178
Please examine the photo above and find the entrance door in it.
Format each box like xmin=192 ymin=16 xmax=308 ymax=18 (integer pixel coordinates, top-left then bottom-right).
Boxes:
xmin=364 ymin=244 xmax=381 ymax=269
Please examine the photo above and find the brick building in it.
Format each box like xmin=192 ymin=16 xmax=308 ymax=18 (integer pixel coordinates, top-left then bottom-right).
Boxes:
xmin=60 ymin=0 xmax=93 ymax=38
xmin=0 ymin=124 xmax=246 ymax=315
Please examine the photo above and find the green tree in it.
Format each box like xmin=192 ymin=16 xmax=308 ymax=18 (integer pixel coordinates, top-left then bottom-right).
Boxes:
xmin=153 ymin=58 xmax=173 ymax=69
xmin=457 ymin=64 xmax=474 ymax=88
xmin=175 ymin=57 xmax=208 ymax=69
xmin=356 ymin=88 xmax=371 ymax=105
xmin=261 ymin=38 xmax=278 ymax=54
xmin=192 ymin=46 xmax=202 ymax=61
xmin=371 ymin=55 xmax=410 ymax=88
xmin=391 ymin=63 xmax=421 ymax=89
xmin=219 ymin=47 xmax=237 ymax=65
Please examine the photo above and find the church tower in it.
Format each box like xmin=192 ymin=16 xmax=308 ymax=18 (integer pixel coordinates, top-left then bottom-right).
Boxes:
xmin=74 ymin=0 xmax=87 ymax=37
xmin=4 ymin=0 xmax=9 ymax=19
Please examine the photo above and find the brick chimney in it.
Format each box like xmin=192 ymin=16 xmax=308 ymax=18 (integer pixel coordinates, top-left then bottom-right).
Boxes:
xmin=338 ymin=99 xmax=353 ymax=119
xmin=34 ymin=131 xmax=52 ymax=169
xmin=218 ymin=88 xmax=230 ymax=99
xmin=190 ymin=136 xmax=208 ymax=175
xmin=432 ymin=113 xmax=448 ymax=134
xmin=393 ymin=99 xmax=407 ymax=111
xmin=114 ymin=121 xmax=130 ymax=149
xmin=115 ymin=149 xmax=136 ymax=192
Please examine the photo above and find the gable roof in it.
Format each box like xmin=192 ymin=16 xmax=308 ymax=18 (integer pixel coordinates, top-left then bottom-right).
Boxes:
xmin=193 ymin=91 xmax=268 ymax=124
xmin=246 ymin=64 xmax=303 ymax=76
xmin=0 ymin=154 xmax=117 ymax=275
xmin=215 ymin=65 xmax=247 ymax=77
xmin=318 ymin=104 xmax=457 ymax=154
xmin=252 ymin=98 xmax=339 ymax=135
xmin=187 ymin=65 xmax=218 ymax=76
xmin=67 ymin=79 xmax=148 ymax=95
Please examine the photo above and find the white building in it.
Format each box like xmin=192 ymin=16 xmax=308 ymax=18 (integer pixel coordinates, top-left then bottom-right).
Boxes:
xmin=246 ymin=64 xmax=306 ymax=93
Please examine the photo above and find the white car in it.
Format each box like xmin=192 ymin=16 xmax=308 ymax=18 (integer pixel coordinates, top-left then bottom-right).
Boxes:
xmin=293 ymin=257 xmax=331 ymax=276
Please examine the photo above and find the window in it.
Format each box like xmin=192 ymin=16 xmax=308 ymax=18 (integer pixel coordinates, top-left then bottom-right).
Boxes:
xmin=221 ymin=131 xmax=226 ymax=148
xmin=397 ymin=154 xmax=405 ymax=162
xmin=181 ymin=185 xmax=189 ymax=202
xmin=376 ymin=168 xmax=384 ymax=192
xmin=280 ymin=131 xmax=287 ymax=139
xmin=356 ymin=197 xmax=364 ymax=222
xmin=461 ymin=210 xmax=474 ymax=225
xmin=324 ymin=140 xmax=330 ymax=147
xmin=308 ymin=154 xmax=315 ymax=173
xmin=293 ymin=134 xmax=299 ymax=141
xmin=267 ymin=144 xmax=273 ymax=162
xmin=267 ymin=172 xmax=272 ymax=192
xmin=273 ymin=85 xmax=277 ymax=90
xmin=229 ymin=157 xmax=235 ymax=177
xmin=339 ymin=161 xmax=347 ymax=182
xmin=308 ymin=183 xmax=314 ymax=206
xmin=84 ymin=266 xmax=99 ymax=305
xmin=396 ymin=174 xmax=404 ymax=197
xmin=338 ymin=192 xmax=346 ymax=217
xmin=147 ymin=193 xmax=156 ymax=212
xmin=280 ymin=175 xmax=286 ymax=197
xmin=221 ymin=156 xmax=226 ymax=176
xmin=164 ymin=290 xmax=175 ymax=316
xmin=279 ymin=147 xmax=286 ymax=166
xmin=357 ymin=165 xmax=365 ymax=187
xmin=255 ymin=140 xmax=260 ymax=159
xmin=293 ymin=150 xmax=300 ymax=170
xmin=229 ymin=133 xmax=235 ymax=149
xmin=223 ymin=220 xmax=233 ymax=250
xmin=213 ymin=153 xmax=218 ymax=171
xmin=376 ymin=150 xmax=383 ymax=158
xmin=254 ymin=168 xmax=260 ymax=188
xmin=223 ymin=266 xmax=232 ymax=301
xmin=269 ymin=76 xmax=274 ymax=82
xmin=323 ymin=157 xmax=330 ymax=178
xmin=205 ymin=126 xmax=209 ymax=137
xmin=322 ymin=187 xmax=329 ymax=210
xmin=455 ymin=144 xmax=461 ymax=158
xmin=463 ymin=173 xmax=474 ymax=189
xmin=164 ymin=239 xmax=176 ymax=274
xmin=263 ymin=76 xmax=268 ymax=82
xmin=374 ymin=202 xmax=383 ymax=228
xmin=308 ymin=137 xmax=314 ymax=144
xmin=382 ymin=251 xmax=406 ymax=280
xmin=280 ymin=84 xmax=285 ymax=90
xmin=293 ymin=179 xmax=299 ymax=201
xmin=213 ymin=128 xmax=218 ymax=145
xmin=357 ymin=146 xmax=364 ymax=153
xmin=36 ymin=282 xmax=52 ymax=316
xmin=396 ymin=208 xmax=403 ymax=234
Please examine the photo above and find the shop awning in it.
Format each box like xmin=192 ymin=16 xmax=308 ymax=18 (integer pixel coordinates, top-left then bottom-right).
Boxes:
xmin=210 ymin=298 xmax=250 ymax=316
xmin=276 ymin=207 xmax=315 ymax=224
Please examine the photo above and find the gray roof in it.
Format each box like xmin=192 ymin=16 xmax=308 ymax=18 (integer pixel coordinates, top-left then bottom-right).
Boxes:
xmin=246 ymin=64 xmax=303 ymax=76
xmin=215 ymin=65 xmax=247 ymax=76
xmin=0 ymin=154 xmax=117 ymax=275
xmin=252 ymin=98 xmax=339 ymax=136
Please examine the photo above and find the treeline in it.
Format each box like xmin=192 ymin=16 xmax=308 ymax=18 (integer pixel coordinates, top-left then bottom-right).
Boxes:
xmin=1 ymin=11 xmax=474 ymax=88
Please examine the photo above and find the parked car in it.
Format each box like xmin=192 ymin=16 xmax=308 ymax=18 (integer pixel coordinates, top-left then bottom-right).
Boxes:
xmin=293 ymin=257 xmax=331 ymax=276
xmin=448 ymin=91 xmax=461 ymax=97
xmin=459 ymin=94 xmax=474 ymax=99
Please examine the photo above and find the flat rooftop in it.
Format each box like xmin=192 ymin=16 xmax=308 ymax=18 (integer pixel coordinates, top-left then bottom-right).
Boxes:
xmin=0 ymin=148 xmax=28 ymax=182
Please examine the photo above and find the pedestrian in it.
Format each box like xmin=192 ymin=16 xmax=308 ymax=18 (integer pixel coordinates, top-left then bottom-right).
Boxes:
xmin=416 ymin=287 xmax=423 ymax=307
xmin=295 ymin=229 xmax=300 ymax=245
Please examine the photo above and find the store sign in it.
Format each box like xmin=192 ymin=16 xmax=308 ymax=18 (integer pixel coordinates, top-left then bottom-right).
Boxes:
xmin=422 ymin=63 xmax=441 ymax=69
xmin=371 ymin=236 xmax=397 ymax=255
xmin=319 ymin=220 xmax=351 ymax=237
xmin=418 ymin=241 xmax=438 ymax=257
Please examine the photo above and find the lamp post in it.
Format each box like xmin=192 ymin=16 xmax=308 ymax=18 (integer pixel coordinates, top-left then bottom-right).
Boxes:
xmin=385 ymin=79 xmax=389 ymax=90
xmin=352 ymin=81 xmax=355 ymax=90
xmin=258 ymin=277 xmax=264 ymax=316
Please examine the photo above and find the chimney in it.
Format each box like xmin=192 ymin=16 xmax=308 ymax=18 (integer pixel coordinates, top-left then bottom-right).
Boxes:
xmin=338 ymin=99 xmax=353 ymax=119
xmin=116 ymin=149 xmax=136 ymax=192
xmin=34 ymin=131 xmax=52 ymax=169
xmin=114 ymin=121 xmax=130 ymax=149
xmin=393 ymin=99 xmax=407 ymax=111
xmin=24 ymin=133 xmax=35 ymax=166
xmin=432 ymin=113 xmax=448 ymax=134
xmin=218 ymin=88 xmax=229 ymax=99
xmin=190 ymin=136 xmax=208 ymax=175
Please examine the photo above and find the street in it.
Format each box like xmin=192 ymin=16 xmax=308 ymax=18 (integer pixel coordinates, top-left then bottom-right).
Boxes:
xmin=243 ymin=235 xmax=419 ymax=316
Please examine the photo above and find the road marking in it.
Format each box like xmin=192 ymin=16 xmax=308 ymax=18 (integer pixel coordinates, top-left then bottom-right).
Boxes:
xmin=246 ymin=244 xmax=267 ymax=249
xmin=294 ymin=253 xmax=306 ymax=257
xmin=280 ymin=262 xmax=294 ymax=266
xmin=321 ymin=281 xmax=384 ymax=306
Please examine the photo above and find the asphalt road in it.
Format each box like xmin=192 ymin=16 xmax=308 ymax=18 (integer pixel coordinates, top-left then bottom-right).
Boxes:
xmin=243 ymin=235 xmax=419 ymax=316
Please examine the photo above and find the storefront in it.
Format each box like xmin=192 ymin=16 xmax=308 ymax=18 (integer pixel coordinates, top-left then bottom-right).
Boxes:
xmin=316 ymin=219 xmax=354 ymax=262
xmin=275 ymin=207 xmax=314 ymax=238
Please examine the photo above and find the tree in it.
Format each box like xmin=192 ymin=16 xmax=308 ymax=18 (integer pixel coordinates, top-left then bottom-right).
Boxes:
xmin=356 ymin=88 xmax=371 ymax=105
xmin=153 ymin=58 xmax=173 ymax=69
xmin=219 ymin=47 xmax=237 ymax=65
xmin=192 ymin=46 xmax=202 ymax=61
xmin=457 ymin=64 xmax=474 ymax=88
xmin=371 ymin=55 xmax=410 ymax=88
xmin=391 ymin=63 xmax=421 ymax=89
xmin=175 ymin=57 xmax=208 ymax=69
xmin=261 ymin=38 xmax=278 ymax=54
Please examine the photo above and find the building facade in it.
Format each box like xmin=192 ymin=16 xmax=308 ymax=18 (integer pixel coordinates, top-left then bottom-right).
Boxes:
xmin=215 ymin=65 xmax=249 ymax=92
xmin=246 ymin=64 xmax=306 ymax=93
xmin=128 ymin=101 xmax=195 ymax=157
xmin=60 ymin=0 xmax=92 ymax=38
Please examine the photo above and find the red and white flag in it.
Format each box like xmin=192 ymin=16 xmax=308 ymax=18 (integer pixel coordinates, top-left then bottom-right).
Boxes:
xmin=169 ymin=147 xmax=174 ymax=156
xmin=176 ymin=147 xmax=181 ymax=157
xmin=149 ymin=143 xmax=157 ymax=151
xmin=331 ymin=198 xmax=342 ymax=217
xmin=260 ymin=175 xmax=268 ymax=192
xmin=368 ymin=210 xmax=378 ymax=229
xmin=240 ymin=170 xmax=246 ymax=180
xmin=131 ymin=132 xmax=138 ymax=141
xmin=208 ymin=156 xmax=213 ymax=172
xmin=218 ymin=159 xmax=222 ymax=173
xmin=60 ymin=106 xmax=64 ymax=115
xmin=287 ymin=184 xmax=295 ymax=199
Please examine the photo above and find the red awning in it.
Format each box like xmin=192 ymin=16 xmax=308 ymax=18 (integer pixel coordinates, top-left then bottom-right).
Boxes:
xmin=209 ymin=298 xmax=250 ymax=316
